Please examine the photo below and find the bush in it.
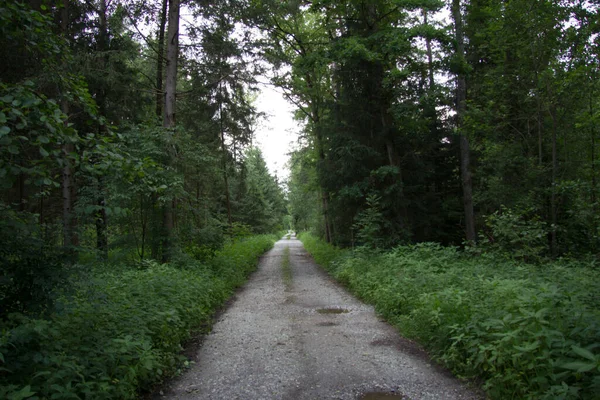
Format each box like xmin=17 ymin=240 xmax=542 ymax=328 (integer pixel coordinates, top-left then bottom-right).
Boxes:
xmin=0 ymin=206 xmax=69 ymax=318
xmin=0 ymin=235 xmax=275 ymax=399
xmin=480 ymin=206 xmax=549 ymax=262
xmin=300 ymin=233 xmax=600 ymax=400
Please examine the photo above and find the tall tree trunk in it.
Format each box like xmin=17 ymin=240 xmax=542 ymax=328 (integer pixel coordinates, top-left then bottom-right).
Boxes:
xmin=219 ymin=85 xmax=233 ymax=225
xmin=156 ymin=0 xmax=168 ymax=118
xmin=161 ymin=0 xmax=180 ymax=262
xmin=148 ymin=0 xmax=168 ymax=259
xmin=312 ymin=107 xmax=332 ymax=244
xmin=61 ymin=0 xmax=79 ymax=251
xmin=452 ymin=0 xmax=476 ymax=243
xmin=550 ymin=103 xmax=558 ymax=257
xmin=590 ymin=72 xmax=597 ymax=216
xmin=163 ymin=0 xmax=179 ymax=128
xmin=95 ymin=0 xmax=109 ymax=259
xmin=423 ymin=9 xmax=435 ymax=91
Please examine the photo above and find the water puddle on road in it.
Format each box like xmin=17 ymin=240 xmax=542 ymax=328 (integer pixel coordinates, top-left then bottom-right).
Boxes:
xmin=359 ymin=392 xmax=405 ymax=400
xmin=316 ymin=321 xmax=339 ymax=326
xmin=316 ymin=308 xmax=349 ymax=314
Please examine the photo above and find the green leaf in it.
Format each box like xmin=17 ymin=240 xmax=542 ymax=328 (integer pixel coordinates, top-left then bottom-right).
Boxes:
xmin=0 ymin=95 xmax=13 ymax=103
xmin=84 ymin=205 xmax=98 ymax=214
xmin=572 ymin=346 xmax=596 ymax=361
xmin=561 ymin=361 xmax=596 ymax=373
xmin=0 ymin=126 xmax=10 ymax=136
xmin=8 ymin=145 xmax=19 ymax=155
xmin=38 ymin=136 xmax=49 ymax=144
xmin=39 ymin=147 xmax=49 ymax=157
xmin=9 ymin=385 xmax=36 ymax=400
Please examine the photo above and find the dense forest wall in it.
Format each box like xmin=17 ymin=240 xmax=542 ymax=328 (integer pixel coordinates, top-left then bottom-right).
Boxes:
xmin=272 ymin=0 xmax=599 ymax=258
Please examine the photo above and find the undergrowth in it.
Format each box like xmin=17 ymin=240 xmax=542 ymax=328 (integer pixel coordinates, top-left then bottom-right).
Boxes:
xmin=0 ymin=234 xmax=276 ymax=400
xmin=299 ymin=233 xmax=600 ymax=400
xmin=282 ymin=247 xmax=292 ymax=291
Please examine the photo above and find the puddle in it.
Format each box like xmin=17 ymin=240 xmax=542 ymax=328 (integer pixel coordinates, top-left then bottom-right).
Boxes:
xmin=359 ymin=392 xmax=404 ymax=400
xmin=316 ymin=308 xmax=349 ymax=314
xmin=370 ymin=338 xmax=395 ymax=347
xmin=316 ymin=321 xmax=339 ymax=327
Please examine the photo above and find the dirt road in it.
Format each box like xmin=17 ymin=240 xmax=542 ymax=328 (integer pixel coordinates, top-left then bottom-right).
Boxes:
xmin=161 ymin=236 xmax=481 ymax=400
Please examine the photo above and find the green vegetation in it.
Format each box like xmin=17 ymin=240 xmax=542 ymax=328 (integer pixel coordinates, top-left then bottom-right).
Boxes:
xmin=0 ymin=235 xmax=275 ymax=399
xmin=300 ymin=233 xmax=600 ymax=400
xmin=2 ymin=0 xmax=599 ymax=397
xmin=274 ymin=0 xmax=599 ymax=257
xmin=281 ymin=246 xmax=292 ymax=290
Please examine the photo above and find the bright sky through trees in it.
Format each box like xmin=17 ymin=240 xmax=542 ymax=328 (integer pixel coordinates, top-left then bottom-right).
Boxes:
xmin=254 ymin=83 xmax=300 ymax=180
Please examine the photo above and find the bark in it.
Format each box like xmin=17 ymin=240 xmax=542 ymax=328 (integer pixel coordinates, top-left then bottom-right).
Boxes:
xmin=590 ymin=78 xmax=597 ymax=213
xmin=423 ymin=9 xmax=435 ymax=91
xmin=163 ymin=0 xmax=179 ymax=129
xmin=312 ymin=106 xmax=332 ymax=244
xmin=95 ymin=0 xmax=109 ymax=259
xmin=156 ymin=0 xmax=168 ymax=118
xmin=161 ymin=0 xmax=180 ymax=262
xmin=536 ymin=71 xmax=543 ymax=166
xmin=306 ymin=72 xmax=332 ymax=243
xmin=95 ymin=179 xmax=108 ymax=258
xmin=550 ymin=103 xmax=558 ymax=257
xmin=61 ymin=0 xmax=79 ymax=250
xmin=219 ymin=89 xmax=233 ymax=225
xmin=452 ymin=0 xmax=476 ymax=243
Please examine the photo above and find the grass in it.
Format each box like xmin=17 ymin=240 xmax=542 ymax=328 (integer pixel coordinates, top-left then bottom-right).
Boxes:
xmin=281 ymin=246 xmax=292 ymax=291
xmin=299 ymin=232 xmax=600 ymax=400
xmin=0 ymin=234 xmax=277 ymax=400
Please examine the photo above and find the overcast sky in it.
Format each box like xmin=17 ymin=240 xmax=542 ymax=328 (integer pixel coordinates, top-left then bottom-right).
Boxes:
xmin=253 ymin=84 xmax=300 ymax=181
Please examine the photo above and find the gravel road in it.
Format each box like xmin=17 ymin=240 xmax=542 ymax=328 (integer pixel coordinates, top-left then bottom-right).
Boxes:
xmin=160 ymin=236 xmax=482 ymax=400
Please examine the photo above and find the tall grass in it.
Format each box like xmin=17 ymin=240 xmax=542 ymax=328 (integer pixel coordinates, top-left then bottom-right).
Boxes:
xmin=0 ymin=235 xmax=276 ymax=400
xmin=299 ymin=233 xmax=600 ymax=400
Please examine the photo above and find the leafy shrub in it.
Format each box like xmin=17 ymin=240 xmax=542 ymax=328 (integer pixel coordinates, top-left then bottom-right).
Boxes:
xmin=0 ymin=235 xmax=275 ymax=399
xmin=352 ymin=194 xmax=385 ymax=248
xmin=300 ymin=233 xmax=600 ymax=399
xmin=480 ymin=206 xmax=549 ymax=262
xmin=0 ymin=206 xmax=68 ymax=318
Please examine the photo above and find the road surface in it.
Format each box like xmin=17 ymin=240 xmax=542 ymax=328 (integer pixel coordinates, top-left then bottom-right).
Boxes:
xmin=160 ymin=236 xmax=481 ymax=400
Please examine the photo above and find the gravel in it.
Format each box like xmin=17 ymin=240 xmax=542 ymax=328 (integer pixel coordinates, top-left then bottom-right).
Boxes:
xmin=160 ymin=236 xmax=483 ymax=400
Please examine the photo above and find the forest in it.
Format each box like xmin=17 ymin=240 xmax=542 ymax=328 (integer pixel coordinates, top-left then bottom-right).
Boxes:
xmin=1 ymin=0 xmax=599 ymax=399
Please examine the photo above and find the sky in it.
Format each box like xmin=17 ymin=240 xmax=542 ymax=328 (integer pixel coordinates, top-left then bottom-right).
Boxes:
xmin=253 ymin=84 xmax=301 ymax=181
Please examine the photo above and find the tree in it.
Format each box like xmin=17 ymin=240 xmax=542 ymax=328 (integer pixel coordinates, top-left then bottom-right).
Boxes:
xmin=160 ymin=0 xmax=180 ymax=261
xmin=451 ymin=0 xmax=476 ymax=243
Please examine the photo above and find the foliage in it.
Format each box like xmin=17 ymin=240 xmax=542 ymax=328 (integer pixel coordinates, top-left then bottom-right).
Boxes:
xmin=300 ymin=233 xmax=600 ymax=399
xmin=0 ymin=235 xmax=275 ymax=399
xmin=479 ymin=206 xmax=549 ymax=262
xmin=352 ymin=194 xmax=385 ymax=249
xmin=0 ymin=206 xmax=67 ymax=317
xmin=269 ymin=0 xmax=600 ymax=257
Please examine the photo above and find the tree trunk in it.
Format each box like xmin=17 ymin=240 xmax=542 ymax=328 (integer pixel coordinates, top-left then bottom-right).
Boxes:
xmin=95 ymin=178 xmax=108 ymax=258
xmin=550 ymin=103 xmax=558 ymax=257
xmin=423 ymin=9 xmax=435 ymax=91
xmin=219 ymin=84 xmax=233 ymax=225
xmin=156 ymin=0 xmax=168 ymax=118
xmin=95 ymin=0 xmax=109 ymax=259
xmin=161 ymin=0 xmax=180 ymax=262
xmin=163 ymin=0 xmax=179 ymax=129
xmin=312 ymin=105 xmax=332 ymax=244
xmin=452 ymin=0 xmax=476 ymax=243
xmin=61 ymin=0 xmax=79 ymax=251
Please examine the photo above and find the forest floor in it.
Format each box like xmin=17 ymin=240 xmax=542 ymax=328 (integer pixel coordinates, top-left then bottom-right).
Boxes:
xmin=155 ymin=236 xmax=483 ymax=400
